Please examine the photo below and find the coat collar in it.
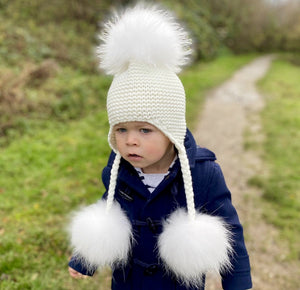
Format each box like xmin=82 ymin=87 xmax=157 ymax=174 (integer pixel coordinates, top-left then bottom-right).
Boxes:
xmin=185 ymin=128 xmax=216 ymax=167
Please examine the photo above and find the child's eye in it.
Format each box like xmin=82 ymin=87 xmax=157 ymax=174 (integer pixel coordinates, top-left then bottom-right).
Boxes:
xmin=140 ymin=128 xmax=151 ymax=134
xmin=116 ymin=128 xmax=127 ymax=133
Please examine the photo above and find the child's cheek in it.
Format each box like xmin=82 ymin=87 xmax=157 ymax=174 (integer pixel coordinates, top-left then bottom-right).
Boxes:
xmin=146 ymin=146 xmax=165 ymax=159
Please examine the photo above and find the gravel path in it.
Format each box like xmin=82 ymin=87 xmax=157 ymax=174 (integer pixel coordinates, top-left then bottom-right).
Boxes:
xmin=194 ymin=55 xmax=300 ymax=290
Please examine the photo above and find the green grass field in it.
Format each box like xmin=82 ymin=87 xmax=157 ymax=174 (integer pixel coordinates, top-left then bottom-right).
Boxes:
xmin=254 ymin=55 xmax=300 ymax=259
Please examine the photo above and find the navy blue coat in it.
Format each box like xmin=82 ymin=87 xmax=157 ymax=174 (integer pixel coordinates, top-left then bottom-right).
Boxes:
xmin=69 ymin=130 xmax=252 ymax=290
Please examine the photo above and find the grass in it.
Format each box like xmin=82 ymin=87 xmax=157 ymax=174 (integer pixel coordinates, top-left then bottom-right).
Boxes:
xmin=253 ymin=54 xmax=300 ymax=259
xmin=0 ymin=113 xmax=111 ymax=289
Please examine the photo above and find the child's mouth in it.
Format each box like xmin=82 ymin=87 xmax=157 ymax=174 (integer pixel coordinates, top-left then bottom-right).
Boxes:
xmin=128 ymin=154 xmax=142 ymax=161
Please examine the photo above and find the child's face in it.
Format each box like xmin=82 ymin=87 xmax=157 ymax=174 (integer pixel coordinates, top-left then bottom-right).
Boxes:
xmin=114 ymin=122 xmax=175 ymax=173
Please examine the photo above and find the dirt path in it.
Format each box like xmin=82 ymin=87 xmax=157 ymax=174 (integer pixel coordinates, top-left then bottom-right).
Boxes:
xmin=194 ymin=55 xmax=300 ymax=290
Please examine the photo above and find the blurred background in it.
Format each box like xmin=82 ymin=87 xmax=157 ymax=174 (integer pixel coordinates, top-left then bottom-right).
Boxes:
xmin=0 ymin=0 xmax=299 ymax=289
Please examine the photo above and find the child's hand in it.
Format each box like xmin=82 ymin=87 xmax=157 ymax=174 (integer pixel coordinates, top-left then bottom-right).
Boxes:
xmin=68 ymin=267 xmax=88 ymax=279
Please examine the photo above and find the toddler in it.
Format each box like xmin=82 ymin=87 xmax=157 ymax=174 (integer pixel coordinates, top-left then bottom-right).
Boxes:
xmin=68 ymin=3 xmax=252 ymax=290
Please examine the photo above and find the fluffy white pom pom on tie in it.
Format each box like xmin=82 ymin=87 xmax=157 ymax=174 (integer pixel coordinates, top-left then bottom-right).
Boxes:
xmin=97 ymin=3 xmax=192 ymax=75
xmin=158 ymin=208 xmax=233 ymax=287
xmin=69 ymin=200 xmax=132 ymax=270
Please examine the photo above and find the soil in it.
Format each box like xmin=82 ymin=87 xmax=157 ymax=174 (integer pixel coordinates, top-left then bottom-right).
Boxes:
xmin=194 ymin=56 xmax=300 ymax=290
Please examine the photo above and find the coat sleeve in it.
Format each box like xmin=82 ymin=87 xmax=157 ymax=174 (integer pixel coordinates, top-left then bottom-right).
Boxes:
xmin=68 ymin=255 xmax=97 ymax=276
xmin=205 ymin=162 xmax=252 ymax=290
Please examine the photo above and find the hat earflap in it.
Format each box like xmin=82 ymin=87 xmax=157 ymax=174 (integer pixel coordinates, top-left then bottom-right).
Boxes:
xmin=69 ymin=153 xmax=133 ymax=270
xmin=157 ymin=146 xmax=233 ymax=287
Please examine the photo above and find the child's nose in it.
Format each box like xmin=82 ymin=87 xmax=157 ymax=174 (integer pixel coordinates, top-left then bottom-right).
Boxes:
xmin=126 ymin=131 xmax=139 ymax=146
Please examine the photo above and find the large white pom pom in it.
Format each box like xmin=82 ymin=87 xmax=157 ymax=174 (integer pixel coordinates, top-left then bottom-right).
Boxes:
xmin=97 ymin=3 xmax=192 ymax=75
xmin=69 ymin=200 xmax=132 ymax=269
xmin=158 ymin=209 xmax=233 ymax=287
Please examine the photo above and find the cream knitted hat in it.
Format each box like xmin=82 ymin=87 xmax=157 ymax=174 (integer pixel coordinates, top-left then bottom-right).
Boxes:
xmin=99 ymin=4 xmax=191 ymax=152
xmin=69 ymin=3 xmax=232 ymax=287
xmin=106 ymin=62 xmax=187 ymax=151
